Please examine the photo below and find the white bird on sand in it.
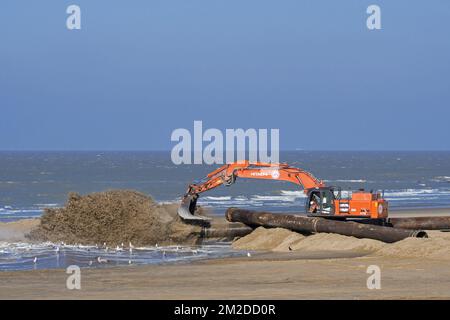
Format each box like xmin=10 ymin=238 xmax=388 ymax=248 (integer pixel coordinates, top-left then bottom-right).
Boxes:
xmin=88 ymin=260 xmax=93 ymax=266
xmin=192 ymin=249 xmax=198 ymax=255
xmin=55 ymin=246 xmax=60 ymax=253
xmin=155 ymin=243 xmax=158 ymax=248
xmin=33 ymin=257 xmax=38 ymax=264
xmin=97 ymin=256 xmax=108 ymax=263
xmin=247 ymin=252 xmax=252 ymax=258
xmin=128 ymin=260 xmax=132 ymax=265
xmin=116 ymin=245 xmax=123 ymax=252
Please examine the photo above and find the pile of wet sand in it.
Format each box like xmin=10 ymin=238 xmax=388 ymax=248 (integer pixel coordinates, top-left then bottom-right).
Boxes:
xmin=233 ymin=227 xmax=450 ymax=260
xmin=232 ymin=227 xmax=305 ymax=251
xmin=27 ymin=190 xmax=202 ymax=246
xmin=374 ymin=231 xmax=450 ymax=260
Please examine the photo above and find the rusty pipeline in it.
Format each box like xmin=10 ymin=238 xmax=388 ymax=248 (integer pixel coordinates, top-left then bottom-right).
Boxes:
xmin=226 ymin=208 xmax=428 ymax=243
xmin=388 ymin=216 xmax=450 ymax=230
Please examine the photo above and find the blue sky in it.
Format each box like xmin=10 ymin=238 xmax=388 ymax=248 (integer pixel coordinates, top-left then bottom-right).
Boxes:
xmin=1 ymin=0 xmax=449 ymax=150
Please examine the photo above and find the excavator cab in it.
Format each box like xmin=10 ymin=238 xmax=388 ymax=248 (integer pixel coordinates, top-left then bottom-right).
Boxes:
xmin=305 ymin=187 xmax=337 ymax=217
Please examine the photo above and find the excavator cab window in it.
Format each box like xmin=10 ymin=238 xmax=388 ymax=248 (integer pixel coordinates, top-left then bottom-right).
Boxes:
xmin=306 ymin=188 xmax=336 ymax=216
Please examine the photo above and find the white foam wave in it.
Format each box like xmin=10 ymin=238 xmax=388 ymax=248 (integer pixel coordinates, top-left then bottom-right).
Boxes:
xmin=431 ymin=176 xmax=450 ymax=183
xmin=251 ymin=195 xmax=298 ymax=202
xmin=0 ymin=208 xmax=42 ymax=215
xmin=384 ymin=188 xmax=450 ymax=197
xmin=279 ymin=190 xmax=307 ymax=198
xmin=34 ymin=203 xmax=59 ymax=208
xmin=202 ymin=196 xmax=232 ymax=201
xmin=324 ymin=179 xmax=367 ymax=183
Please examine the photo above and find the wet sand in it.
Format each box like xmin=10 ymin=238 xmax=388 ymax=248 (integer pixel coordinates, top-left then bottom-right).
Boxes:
xmin=1 ymin=252 xmax=449 ymax=299
xmin=1 ymin=208 xmax=450 ymax=299
xmin=389 ymin=207 xmax=450 ymax=218
xmin=0 ymin=219 xmax=40 ymax=242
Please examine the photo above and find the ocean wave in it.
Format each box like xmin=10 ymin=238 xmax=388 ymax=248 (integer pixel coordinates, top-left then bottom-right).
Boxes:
xmin=279 ymin=190 xmax=307 ymax=198
xmin=202 ymin=196 xmax=232 ymax=201
xmin=0 ymin=208 xmax=42 ymax=215
xmin=197 ymin=191 xmax=307 ymax=208
xmin=34 ymin=203 xmax=59 ymax=208
xmin=384 ymin=188 xmax=450 ymax=197
xmin=0 ymin=207 xmax=43 ymax=220
xmin=251 ymin=195 xmax=298 ymax=202
xmin=431 ymin=176 xmax=450 ymax=183
xmin=324 ymin=179 xmax=367 ymax=183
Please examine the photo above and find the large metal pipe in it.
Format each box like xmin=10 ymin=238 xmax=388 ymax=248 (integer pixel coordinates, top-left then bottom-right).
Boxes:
xmin=199 ymin=220 xmax=253 ymax=241
xmin=388 ymin=216 xmax=450 ymax=230
xmin=226 ymin=208 xmax=428 ymax=243
xmin=201 ymin=225 xmax=253 ymax=240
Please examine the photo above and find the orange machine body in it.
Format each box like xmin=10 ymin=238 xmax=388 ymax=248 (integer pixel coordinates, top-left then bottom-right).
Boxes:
xmin=334 ymin=192 xmax=389 ymax=219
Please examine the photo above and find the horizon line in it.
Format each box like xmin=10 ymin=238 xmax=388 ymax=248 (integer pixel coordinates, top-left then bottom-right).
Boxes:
xmin=0 ymin=149 xmax=449 ymax=152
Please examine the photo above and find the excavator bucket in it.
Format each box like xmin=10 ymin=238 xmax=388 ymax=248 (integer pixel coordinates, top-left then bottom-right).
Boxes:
xmin=177 ymin=194 xmax=211 ymax=223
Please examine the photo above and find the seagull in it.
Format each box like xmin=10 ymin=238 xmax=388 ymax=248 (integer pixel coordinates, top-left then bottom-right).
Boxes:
xmin=163 ymin=251 xmax=166 ymax=258
xmin=155 ymin=243 xmax=158 ymax=249
xmin=116 ymin=245 xmax=122 ymax=252
xmin=33 ymin=257 xmax=38 ymax=264
xmin=55 ymin=246 xmax=60 ymax=254
xmin=97 ymin=256 xmax=108 ymax=264
xmin=88 ymin=260 xmax=93 ymax=266
xmin=247 ymin=252 xmax=252 ymax=257
xmin=176 ymin=246 xmax=179 ymax=251
xmin=129 ymin=247 xmax=133 ymax=254
xmin=128 ymin=260 xmax=132 ymax=265
xmin=192 ymin=249 xmax=198 ymax=255
xmin=129 ymin=242 xmax=134 ymax=249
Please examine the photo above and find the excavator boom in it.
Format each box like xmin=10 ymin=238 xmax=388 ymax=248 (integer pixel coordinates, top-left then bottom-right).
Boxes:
xmin=178 ymin=161 xmax=325 ymax=222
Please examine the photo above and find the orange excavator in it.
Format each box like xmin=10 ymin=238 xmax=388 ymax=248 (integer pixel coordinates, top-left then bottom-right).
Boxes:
xmin=178 ymin=161 xmax=388 ymax=222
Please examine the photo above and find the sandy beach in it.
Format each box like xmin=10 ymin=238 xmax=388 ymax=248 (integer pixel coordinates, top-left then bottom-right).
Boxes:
xmin=1 ymin=208 xmax=450 ymax=300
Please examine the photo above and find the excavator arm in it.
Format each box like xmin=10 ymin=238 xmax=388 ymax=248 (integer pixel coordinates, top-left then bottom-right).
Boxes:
xmin=178 ymin=161 xmax=325 ymax=222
